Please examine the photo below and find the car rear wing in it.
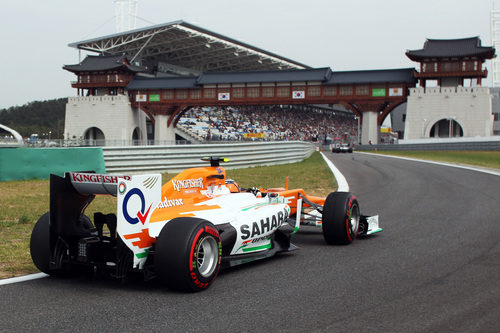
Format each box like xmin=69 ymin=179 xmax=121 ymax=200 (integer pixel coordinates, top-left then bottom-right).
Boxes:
xmin=49 ymin=172 xmax=131 ymax=239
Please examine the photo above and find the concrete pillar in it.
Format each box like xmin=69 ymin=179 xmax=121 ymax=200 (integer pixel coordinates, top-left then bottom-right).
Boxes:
xmin=154 ymin=114 xmax=176 ymax=145
xmin=361 ymin=111 xmax=379 ymax=144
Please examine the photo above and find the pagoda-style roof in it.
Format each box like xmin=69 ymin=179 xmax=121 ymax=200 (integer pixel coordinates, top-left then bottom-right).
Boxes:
xmin=406 ymin=37 xmax=495 ymax=61
xmin=126 ymin=67 xmax=416 ymax=90
xmin=63 ymin=55 xmax=145 ymax=73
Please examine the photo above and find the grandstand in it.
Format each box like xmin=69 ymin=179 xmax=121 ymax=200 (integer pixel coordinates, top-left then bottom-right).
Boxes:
xmin=177 ymin=105 xmax=357 ymax=143
xmin=63 ymin=20 xmax=497 ymax=146
xmin=63 ymin=20 xmax=361 ymax=146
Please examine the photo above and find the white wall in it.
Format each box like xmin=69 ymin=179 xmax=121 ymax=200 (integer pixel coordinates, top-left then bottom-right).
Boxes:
xmin=64 ymin=95 xmax=147 ymax=145
xmin=404 ymin=87 xmax=493 ymax=140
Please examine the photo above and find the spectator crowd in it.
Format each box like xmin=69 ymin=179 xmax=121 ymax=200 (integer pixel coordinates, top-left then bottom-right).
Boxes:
xmin=178 ymin=105 xmax=357 ymax=143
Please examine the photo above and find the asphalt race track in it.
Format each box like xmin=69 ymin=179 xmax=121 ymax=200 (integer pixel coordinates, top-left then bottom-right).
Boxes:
xmin=1 ymin=152 xmax=499 ymax=332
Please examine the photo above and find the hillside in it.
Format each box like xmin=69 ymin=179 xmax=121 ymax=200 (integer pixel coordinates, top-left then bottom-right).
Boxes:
xmin=0 ymin=99 xmax=66 ymax=138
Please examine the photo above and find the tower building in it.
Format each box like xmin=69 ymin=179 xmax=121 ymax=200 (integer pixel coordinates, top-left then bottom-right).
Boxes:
xmin=403 ymin=37 xmax=496 ymax=140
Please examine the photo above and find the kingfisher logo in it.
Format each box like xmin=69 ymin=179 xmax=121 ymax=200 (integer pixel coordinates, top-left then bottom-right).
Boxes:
xmin=122 ymin=188 xmax=153 ymax=225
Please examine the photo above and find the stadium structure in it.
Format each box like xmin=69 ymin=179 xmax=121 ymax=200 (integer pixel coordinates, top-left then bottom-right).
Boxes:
xmin=63 ymin=20 xmax=317 ymax=145
xmin=63 ymin=20 xmax=498 ymax=145
xmin=402 ymin=37 xmax=496 ymax=141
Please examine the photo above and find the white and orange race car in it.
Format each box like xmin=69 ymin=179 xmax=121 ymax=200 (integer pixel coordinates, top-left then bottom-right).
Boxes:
xmin=30 ymin=157 xmax=381 ymax=291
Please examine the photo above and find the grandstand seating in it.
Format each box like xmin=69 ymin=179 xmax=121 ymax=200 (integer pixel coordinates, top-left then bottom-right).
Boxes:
xmin=177 ymin=106 xmax=357 ymax=143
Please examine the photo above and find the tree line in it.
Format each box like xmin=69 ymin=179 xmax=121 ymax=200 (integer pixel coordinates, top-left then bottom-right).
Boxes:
xmin=0 ymin=99 xmax=66 ymax=139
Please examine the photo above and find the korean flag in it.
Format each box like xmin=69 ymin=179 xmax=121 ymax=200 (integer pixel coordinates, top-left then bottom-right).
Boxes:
xmin=218 ymin=92 xmax=230 ymax=100
xmin=292 ymin=91 xmax=305 ymax=99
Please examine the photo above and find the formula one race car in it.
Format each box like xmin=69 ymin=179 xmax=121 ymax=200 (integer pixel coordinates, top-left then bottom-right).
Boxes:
xmin=30 ymin=157 xmax=381 ymax=291
xmin=332 ymin=143 xmax=353 ymax=153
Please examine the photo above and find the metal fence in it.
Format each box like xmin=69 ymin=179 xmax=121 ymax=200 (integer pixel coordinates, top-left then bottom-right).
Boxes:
xmin=357 ymin=140 xmax=500 ymax=151
xmin=102 ymin=141 xmax=316 ymax=174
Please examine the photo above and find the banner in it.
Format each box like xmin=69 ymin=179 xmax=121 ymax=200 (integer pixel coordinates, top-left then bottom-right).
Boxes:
xmin=244 ymin=133 xmax=265 ymax=138
xmin=292 ymin=91 xmax=305 ymax=99
xmin=389 ymin=88 xmax=403 ymax=96
xmin=218 ymin=92 xmax=230 ymax=100
xmin=136 ymin=94 xmax=147 ymax=102
xmin=372 ymin=88 xmax=386 ymax=97
xmin=149 ymin=94 xmax=160 ymax=102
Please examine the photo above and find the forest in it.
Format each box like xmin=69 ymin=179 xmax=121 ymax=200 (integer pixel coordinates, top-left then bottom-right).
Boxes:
xmin=0 ymin=99 xmax=66 ymax=139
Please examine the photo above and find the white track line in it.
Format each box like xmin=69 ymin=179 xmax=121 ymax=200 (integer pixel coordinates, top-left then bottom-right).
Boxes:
xmin=320 ymin=152 xmax=349 ymax=192
xmin=357 ymin=152 xmax=500 ymax=177
xmin=0 ymin=273 xmax=47 ymax=286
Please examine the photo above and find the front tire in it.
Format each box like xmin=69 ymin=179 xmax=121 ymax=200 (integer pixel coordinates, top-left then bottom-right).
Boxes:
xmin=155 ymin=217 xmax=221 ymax=292
xmin=322 ymin=192 xmax=360 ymax=245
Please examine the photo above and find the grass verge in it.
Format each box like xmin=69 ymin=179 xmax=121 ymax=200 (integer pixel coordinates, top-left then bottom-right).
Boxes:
xmin=362 ymin=150 xmax=500 ymax=170
xmin=0 ymin=151 xmax=335 ymax=279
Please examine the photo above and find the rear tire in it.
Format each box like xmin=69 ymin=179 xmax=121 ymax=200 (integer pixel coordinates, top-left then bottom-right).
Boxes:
xmin=322 ymin=192 xmax=360 ymax=245
xmin=30 ymin=212 xmax=52 ymax=274
xmin=30 ymin=212 xmax=93 ymax=276
xmin=155 ymin=217 xmax=221 ymax=292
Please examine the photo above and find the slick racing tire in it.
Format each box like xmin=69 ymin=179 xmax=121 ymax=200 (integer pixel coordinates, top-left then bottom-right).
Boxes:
xmin=322 ymin=192 xmax=360 ymax=245
xmin=155 ymin=217 xmax=221 ymax=292
xmin=30 ymin=212 xmax=53 ymax=274
xmin=30 ymin=212 xmax=93 ymax=276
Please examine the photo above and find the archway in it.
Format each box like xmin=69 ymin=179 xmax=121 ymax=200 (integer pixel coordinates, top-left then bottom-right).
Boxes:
xmin=429 ymin=119 xmax=463 ymax=138
xmin=83 ymin=127 xmax=105 ymax=146
xmin=132 ymin=127 xmax=141 ymax=145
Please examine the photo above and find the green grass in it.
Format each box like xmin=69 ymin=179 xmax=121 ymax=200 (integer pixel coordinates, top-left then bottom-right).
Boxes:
xmin=0 ymin=152 xmax=335 ymax=279
xmin=363 ymin=150 xmax=500 ymax=169
xmin=226 ymin=151 xmax=336 ymax=197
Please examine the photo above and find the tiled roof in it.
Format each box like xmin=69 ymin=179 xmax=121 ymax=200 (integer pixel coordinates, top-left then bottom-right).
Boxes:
xmin=126 ymin=67 xmax=416 ymax=90
xmin=63 ymin=55 xmax=145 ymax=73
xmin=326 ymin=68 xmax=416 ymax=85
xmin=406 ymin=37 xmax=495 ymax=61
xmin=196 ymin=68 xmax=333 ymax=84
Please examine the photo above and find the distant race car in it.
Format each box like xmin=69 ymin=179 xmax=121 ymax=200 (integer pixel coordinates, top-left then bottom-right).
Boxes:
xmin=30 ymin=157 xmax=381 ymax=292
xmin=332 ymin=143 xmax=353 ymax=153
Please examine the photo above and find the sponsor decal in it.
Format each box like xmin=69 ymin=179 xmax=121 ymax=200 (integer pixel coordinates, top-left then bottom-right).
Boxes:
xmin=188 ymin=227 xmax=221 ymax=289
xmin=236 ymin=237 xmax=272 ymax=253
xmin=143 ymin=176 xmax=159 ymax=189
xmin=149 ymin=94 xmax=160 ymax=102
xmin=240 ymin=208 xmax=289 ymax=240
xmin=122 ymin=188 xmax=153 ymax=225
xmin=372 ymin=88 xmax=386 ymax=97
xmin=157 ymin=196 xmax=184 ymax=208
xmin=243 ymin=133 xmax=265 ymax=138
xmin=172 ymin=177 xmax=204 ymax=192
xmin=205 ymin=225 xmax=219 ymax=238
xmin=292 ymin=90 xmax=305 ymax=99
xmin=123 ymin=229 xmax=155 ymax=249
xmin=389 ymin=87 xmax=403 ymax=96
xmin=71 ymin=172 xmax=130 ymax=184
xmin=118 ymin=182 xmax=126 ymax=194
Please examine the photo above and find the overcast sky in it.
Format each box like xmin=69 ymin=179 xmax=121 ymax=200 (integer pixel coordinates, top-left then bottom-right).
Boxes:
xmin=0 ymin=0 xmax=498 ymax=109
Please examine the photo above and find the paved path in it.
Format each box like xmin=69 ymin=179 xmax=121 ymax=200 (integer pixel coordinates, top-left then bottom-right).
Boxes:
xmin=1 ymin=152 xmax=499 ymax=332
